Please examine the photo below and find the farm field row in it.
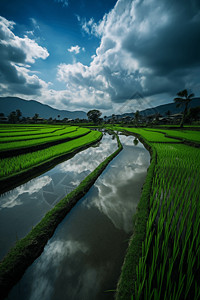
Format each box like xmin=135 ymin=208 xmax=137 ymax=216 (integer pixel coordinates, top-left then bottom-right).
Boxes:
xmin=1 ymin=123 xmax=199 ymax=299
xmin=135 ymin=142 xmax=200 ymax=299
xmin=0 ymin=124 xmax=64 ymax=135
xmin=144 ymin=128 xmax=200 ymax=144
xmin=115 ymin=126 xmax=181 ymax=143
xmin=116 ymin=127 xmax=200 ymax=300
xmin=0 ymin=127 xmax=90 ymax=152
xmin=0 ymin=133 xmax=123 ymax=299
xmin=0 ymin=127 xmax=77 ymax=140
xmin=0 ymin=127 xmax=102 ymax=181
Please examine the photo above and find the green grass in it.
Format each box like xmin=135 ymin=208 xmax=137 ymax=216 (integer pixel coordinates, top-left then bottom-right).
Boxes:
xmin=0 ymin=130 xmax=102 ymax=180
xmin=114 ymin=126 xmax=181 ymax=143
xmin=115 ymin=127 xmax=200 ymax=300
xmin=0 ymin=127 xmax=89 ymax=151
xmin=116 ymin=138 xmax=156 ymax=300
xmin=134 ymin=143 xmax=200 ymax=300
xmin=0 ymin=126 xmax=77 ymax=140
xmin=144 ymin=128 xmax=200 ymax=144
xmin=0 ymin=124 xmax=62 ymax=135
xmin=154 ymin=124 xmax=200 ymax=128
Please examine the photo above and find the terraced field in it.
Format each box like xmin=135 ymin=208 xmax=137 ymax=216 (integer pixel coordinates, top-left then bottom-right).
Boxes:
xmin=1 ymin=124 xmax=199 ymax=300
xmin=0 ymin=125 xmax=90 ymax=152
xmin=115 ymin=127 xmax=181 ymax=143
xmin=116 ymin=127 xmax=200 ymax=300
xmin=144 ymin=128 xmax=200 ymax=144
xmin=0 ymin=126 xmax=122 ymax=299
xmin=0 ymin=124 xmax=102 ymax=184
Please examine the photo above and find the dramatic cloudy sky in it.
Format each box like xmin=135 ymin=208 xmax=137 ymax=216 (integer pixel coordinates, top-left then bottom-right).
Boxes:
xmin=0 ymin=0 xmax=200 ymax=115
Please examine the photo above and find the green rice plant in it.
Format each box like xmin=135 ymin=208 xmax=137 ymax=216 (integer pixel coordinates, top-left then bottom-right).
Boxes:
xmin=114 ymin=127 xmax=181 ymax=143
xmin=0 ymin=130 xmax=102 ymax=180
xmin=115 ymin=127 xmax=200 ymax=300
xmin=0 ymin=124 xmax=63 ymax=137
xmin=144 ymin=128 xmax=200 ymax=144
xmin=0 ymin=126 xmax=77 ymax=141
xmin=134 ymin=142 xmax=200 ymax=300
xmin=0 ymin=127 xmax=88 ymax=152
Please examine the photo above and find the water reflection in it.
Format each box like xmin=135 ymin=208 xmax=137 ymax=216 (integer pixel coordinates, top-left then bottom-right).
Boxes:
xmin=8 ymin=136 xmax=150 ymax=300
xmin=86 ymin=149 xmax=149 ymax=233
xmin=0 ymin=176 xmax=52 ymax=209
xmin=0 ymin=134 xmax=117 ymax=260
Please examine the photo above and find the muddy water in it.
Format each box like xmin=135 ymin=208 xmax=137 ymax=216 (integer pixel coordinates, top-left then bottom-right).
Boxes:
xmin=0 ymin=134 xmax=117 ymax=260
xmin=7 ymin=135 xmax=150 ymax=300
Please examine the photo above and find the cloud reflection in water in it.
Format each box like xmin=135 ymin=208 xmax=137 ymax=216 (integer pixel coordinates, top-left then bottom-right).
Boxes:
xmin=84 ymin=143 xmax=150 ymax=233
xmin=7 ymin=135 xmax=150 ymax=300
xmin=28 ymin=239 xmax=89 ymax=300
xmin=0 ymin=176 xmax=52 ymax=209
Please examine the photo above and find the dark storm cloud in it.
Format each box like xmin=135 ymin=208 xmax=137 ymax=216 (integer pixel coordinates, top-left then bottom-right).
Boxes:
xmin=120 ymin=0 xmax=200 ymax=99
xmin=1 ymin=0 xmax=199 ymax=111
xmin=57 ymin=0 xmax=200 ymax=111
xmin=123 ymin=0 xmax=200 ymax=76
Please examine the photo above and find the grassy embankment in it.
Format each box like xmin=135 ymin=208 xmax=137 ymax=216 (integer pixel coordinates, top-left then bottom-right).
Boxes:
xmin=144 ymin=128 xmax=200 ymax=146
xmin=0 ymin=124 xmax=68 ymax=134
xmin=115 ymin=126 xmax=200 ymax=300
xmin=0 ymin=126 xmax=90 ymax=156
xmin=0 ymin=126 xmax=78 ymax=142
xmin=0 ymin=134 xmax=123 ymax=300
xmin=0 ymin=125 xmax=103 ymax=192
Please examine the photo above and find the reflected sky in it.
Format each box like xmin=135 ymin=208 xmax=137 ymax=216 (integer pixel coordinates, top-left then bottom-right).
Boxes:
xmin=85 ymin=146 xmax=149 ymax=233
xmin=0 ymin=176 xmax=52 ymax=209
xmin=7 ymin=136 xmax=150 ymax=300
xmin=0 ymin=134 xmax=117 ymax=260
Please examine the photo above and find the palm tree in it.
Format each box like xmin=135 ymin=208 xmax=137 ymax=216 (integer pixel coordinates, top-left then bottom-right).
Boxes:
xmin=174 ymin=89 xmax=195 ymax=127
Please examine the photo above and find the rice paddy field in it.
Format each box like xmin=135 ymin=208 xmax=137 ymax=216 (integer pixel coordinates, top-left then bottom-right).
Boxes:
xmin=0 ymin=123 xmax=199 ymax=299
xmin=144 ymin=128 xmax=200 ymax=144
xmin=0 ymin=126 xmax=90 ymax=151
xmin=116 ymin=126 xmax=200 ymax=300
xmin=0 ymin=124 xmax=102 ymax=181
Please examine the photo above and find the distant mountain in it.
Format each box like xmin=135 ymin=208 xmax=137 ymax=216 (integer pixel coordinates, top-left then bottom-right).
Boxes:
xmin=140 ymin=98 xmax=200 ymax=117
xmin=113 ymin=98 xmax=200 ymax=119
xmin=0 ymin=97 xmax=87 ymax=120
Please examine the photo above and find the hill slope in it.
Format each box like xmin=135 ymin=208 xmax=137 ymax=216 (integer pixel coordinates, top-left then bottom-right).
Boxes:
xmin=140 ymin=98 xmax=200 ymax=116
xmin=0 ymin=97 xmax=87 ymax=120
xmin=114 ymin=98 xmax=200 ymax=119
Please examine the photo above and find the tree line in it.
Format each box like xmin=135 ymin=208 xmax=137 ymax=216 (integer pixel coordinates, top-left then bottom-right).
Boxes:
xmin=0 ymin=89 xmax=199 ymax=127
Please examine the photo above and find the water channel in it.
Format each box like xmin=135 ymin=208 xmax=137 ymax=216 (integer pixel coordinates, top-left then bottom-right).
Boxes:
xmin=0 ymin=133 xmax=117 ymax=260
xmin=6 ymin=134 xmax=150 ymax=300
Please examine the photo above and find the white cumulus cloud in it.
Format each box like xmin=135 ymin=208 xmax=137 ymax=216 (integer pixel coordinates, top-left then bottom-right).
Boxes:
xmin=0 ymin=16 xmax=49 ymax=97
xmin=1 ymin=0 xmax=200 ymax=113
xmin=67 ymin=45 xmax=85 ymax=54
xmin=57 ymin=0 xmax=200 ymax=112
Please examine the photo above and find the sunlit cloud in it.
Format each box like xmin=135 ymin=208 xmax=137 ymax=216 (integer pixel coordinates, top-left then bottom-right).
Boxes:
xmin=67 ymin=45 xmax=85 ymax=54
xmin=56 ymin=0 xmax=200 ymax=111
xmin=0 ymin=0 xmax=200 ymax=113
xmin=0 ymin=16 xmax=49 ymax=97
